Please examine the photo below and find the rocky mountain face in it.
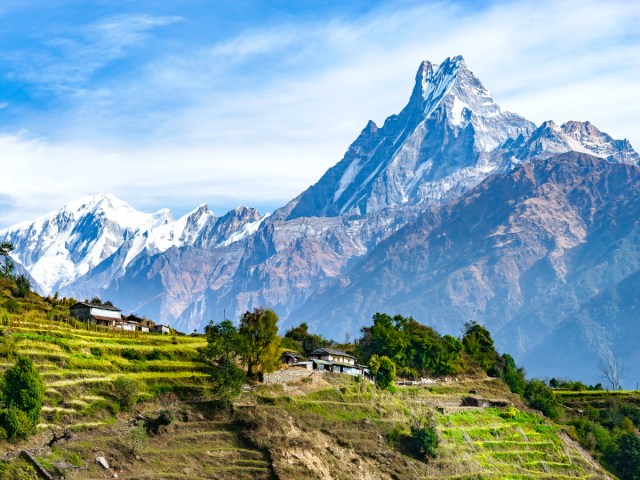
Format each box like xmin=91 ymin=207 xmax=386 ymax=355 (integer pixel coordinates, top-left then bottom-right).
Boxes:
xmin=292 ymin=152 xmax=640 ymax=380
xmin=2 ymin=55 xmax=639 ymax=384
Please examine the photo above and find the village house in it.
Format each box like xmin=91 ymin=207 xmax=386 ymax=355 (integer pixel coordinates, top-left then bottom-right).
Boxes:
xmin=281 ymin=351 xmax=305 ymax=366
xmin=126 ymin=314 xmax=155 ymax=333
xmin=69 ymin=302 xmax=122 ymax=328
xmin=307 ymin=347 xmax=363 ymax=376
xmin=153 ymin=324 xmax=170 ymax=335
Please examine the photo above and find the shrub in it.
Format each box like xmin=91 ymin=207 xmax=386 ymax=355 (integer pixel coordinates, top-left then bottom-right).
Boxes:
xmin=524 ymin=379 xmax=558 ymax=419
xmin=410 ymin=416 xmax=439 ymax=460
xmin=0 ymin=356 xmax=45 ymax=439
xmin=618 ymin=433 xmax=640 ymax=480
xmin=0 ymin=407 xmax=32 ymax=440
xmin=129 ymin=420 xmax=148 ymax=455
xmin=121 ymin=348 xmax=145 ymax=361
xmin=112 ymin=376 xmax=141 ymax=409
xmin=0 ymin=333 xmax=16 ymax=358
xmin=3 ymin=299 xmax=20 ymax=314
xmin=370 ymin=355 xmax=396 ymax=391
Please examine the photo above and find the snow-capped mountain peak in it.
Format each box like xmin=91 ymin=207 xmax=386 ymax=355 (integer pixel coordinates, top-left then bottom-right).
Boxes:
xmin=0 ymin=193 xmax=174 ymax=292
xmin=284 ymin=55 xmax=535 ymax=219
xmin=515 ymin=120 xmax=640 ymax=165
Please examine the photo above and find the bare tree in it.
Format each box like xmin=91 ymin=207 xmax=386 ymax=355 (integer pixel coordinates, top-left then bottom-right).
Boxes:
xmin=598 ymin=353 xmax=626 ymax=391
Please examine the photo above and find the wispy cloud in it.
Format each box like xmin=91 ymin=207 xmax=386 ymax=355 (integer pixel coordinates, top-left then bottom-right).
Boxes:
xmin=4 ymin=14 xmax=180 ymax=88
xmin=0 ymin=0 xmax=639 ymax=228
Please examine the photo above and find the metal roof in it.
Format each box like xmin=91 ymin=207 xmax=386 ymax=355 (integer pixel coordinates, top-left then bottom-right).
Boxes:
xmin=308 ymin=347 xmax=355 ymax=359
xmin=70 ymin=302 xmax=121 ymax=312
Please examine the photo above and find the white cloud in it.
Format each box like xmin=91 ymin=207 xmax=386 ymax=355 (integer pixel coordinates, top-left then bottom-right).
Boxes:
xmin=1 ymin=0 xmax=639 ymax=228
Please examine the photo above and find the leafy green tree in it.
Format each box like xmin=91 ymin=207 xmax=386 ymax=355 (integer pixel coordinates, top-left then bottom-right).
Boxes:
xmin=0 ymin=242 xmax=14 ymax=279
xmin=0 ymin=356 xmax=44 ymax=439
xmin=524 ymin=379 xmax=558 ymax=419
xmin=618 ymin=433 xmax=640 ymax=480
xmin=239 ymin=308 xmax=281 ymax=377
xmin=205 ymin=320 xmax=248 ymax=364
xmin=492 ymin=353 xmax=526 ymax=395
xmin=13 ymin=275 xmax=31 ymax=298
xmin=284 ymin=322 xmax=330 ymax=355
xmin=358 ymin=313 xmax=465 ymax=378
xmin=210 ymin=362 xmax=245 ymax=407
xmin=462 ymin=321 xmax=498 ymax=372
xmin=369 ymin=354 xmax=396 ymax=391
xmin=410 ymin=416 xmax=439 ymax=460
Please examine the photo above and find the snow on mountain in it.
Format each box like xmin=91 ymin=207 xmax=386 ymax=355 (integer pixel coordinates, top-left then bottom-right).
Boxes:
xmin=282 ymin=55 xmax=535 ymax=220
xmin=514 ymin=120 xmax=640 ymax=165
xmin=0 ymin=193 xmax=265 ymax=294
xmin=0 ymin=193 xmax=173 ymax=292
xmin=121 ymin=204 xmax=216 ymax=271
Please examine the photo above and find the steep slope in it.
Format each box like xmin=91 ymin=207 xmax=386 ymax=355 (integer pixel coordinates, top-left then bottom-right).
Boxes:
xmin=293 ymin=152 xmax=640 ymax=383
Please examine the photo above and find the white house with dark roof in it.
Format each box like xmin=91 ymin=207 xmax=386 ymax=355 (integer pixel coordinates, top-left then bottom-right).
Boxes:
xmin=69 ymin=302 xmax=122 ymax=327
xmin=307 ymin=347 xmax=361 ymax=375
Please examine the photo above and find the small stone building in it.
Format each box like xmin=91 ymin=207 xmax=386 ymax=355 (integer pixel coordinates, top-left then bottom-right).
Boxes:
xmin=153 ymin=324 xmax=170 ymax=335
xmin=69 ymin=302 xmax=122 ymax=327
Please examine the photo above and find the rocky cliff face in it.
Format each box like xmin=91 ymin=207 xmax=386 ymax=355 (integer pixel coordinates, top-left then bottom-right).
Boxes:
xmin=292 ymin=152 xmax=640 ymax=380
xmin=2 ymin=55 xmax=639 ymax=383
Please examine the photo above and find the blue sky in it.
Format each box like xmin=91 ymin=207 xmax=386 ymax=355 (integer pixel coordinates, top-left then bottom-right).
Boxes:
xmin=1 ymin=0 xmax=639 ymax=227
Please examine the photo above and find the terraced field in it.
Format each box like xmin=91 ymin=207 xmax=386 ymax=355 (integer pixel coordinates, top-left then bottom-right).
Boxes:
xmin=0 ymin=295 xmax=615 ymax=479
xmin=0 ymin=316 xmax=210 ymax=431
xmin=53 ymin=415 xmax=274 ymax=480
xmin=238 ymin=377 xmax=614 ymax=479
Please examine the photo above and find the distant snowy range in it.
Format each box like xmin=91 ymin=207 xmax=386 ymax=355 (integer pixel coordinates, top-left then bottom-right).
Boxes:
xmin=4 ymin=56 xmax=640 ymax=385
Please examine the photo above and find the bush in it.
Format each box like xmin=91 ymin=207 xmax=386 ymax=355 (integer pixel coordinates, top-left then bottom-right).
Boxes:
xmin=3 ymin=299 xmax=20 ymax=314
xmin=524 ymin=379 xmax=558 ymax=419
xmin=410 ymin=417 xmax=439 ymax=460
xmin=210 ymin=362 xmax=245 ymax=407
xmin=618 ymin=433 xmax=640 ymax=480
xmin=370 ymin=355 xmax=396 ymax=391
xmin=112 ymin=376 xmax=140 ymax=409
xmin=121 ymin=348 xmax=145 ymax=361
xmin=0 ymin=407 xmax=32 ymax=440
xmin=0 ymin=356 xmax=44 ymax=439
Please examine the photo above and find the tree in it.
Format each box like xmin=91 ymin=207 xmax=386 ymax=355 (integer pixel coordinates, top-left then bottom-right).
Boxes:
xmin=369 ymin=354 xmax=396 ymax=391
xmin=90 ymin=296 xmax=102 ymax=305
xmin=204 ymin=320 xmax=248 ymax=364
xmin=239 ymin=308 xmax=281 ymax=377
xmin=524 ymin=379 xmax=558 ymax=419
xmin=462 ymin=321 xmax=498 ymax=372
xmin=209 ymin=362 xmax=245 ymax=407
xmin=0 ymin=356 xmax=44 ymax=439
xmin=618 ymin=433 xmax=640 ymax=480
xmin=284 ymin=322 xmax=330 ymax=355
xmin=0 ymin=241 xmax=14 ymax=279
xmin=598 ymin=354 xmax=626 ymax=391
xmin=14 ymin=275 xmax=31 ymax=298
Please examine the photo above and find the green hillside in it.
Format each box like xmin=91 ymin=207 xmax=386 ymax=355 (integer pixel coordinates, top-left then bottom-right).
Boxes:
xmin=0 ymin=285 xmax=615 ymax=479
